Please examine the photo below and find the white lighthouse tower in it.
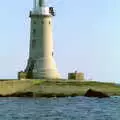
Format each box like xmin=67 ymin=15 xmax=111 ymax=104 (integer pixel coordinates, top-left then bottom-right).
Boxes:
xmin=25 ymin=0 xmax=60 ymax=79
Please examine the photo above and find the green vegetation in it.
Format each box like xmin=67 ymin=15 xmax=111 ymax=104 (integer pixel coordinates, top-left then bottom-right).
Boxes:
xmin=32 ymin=79 xmax=45 ymax=85
xmin=0 ymin=80 xmax=119 ymax=97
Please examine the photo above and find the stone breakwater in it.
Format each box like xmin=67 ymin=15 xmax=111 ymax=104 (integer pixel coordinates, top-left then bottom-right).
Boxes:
xmin=0 ymin=80 xmax=119 ymax=97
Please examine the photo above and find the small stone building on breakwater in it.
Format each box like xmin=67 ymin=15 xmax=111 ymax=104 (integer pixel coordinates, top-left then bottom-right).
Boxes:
xmin=68 ymin=71 xmax=85 ymax=81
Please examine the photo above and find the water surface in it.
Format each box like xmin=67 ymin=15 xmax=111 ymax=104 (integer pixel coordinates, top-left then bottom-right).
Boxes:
xmin=0 ymin=96 xmax=120 ymax=120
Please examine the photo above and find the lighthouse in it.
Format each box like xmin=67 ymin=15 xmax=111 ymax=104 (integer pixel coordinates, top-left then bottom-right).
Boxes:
xmin=24 ymin=0 xmax=60 ymax=79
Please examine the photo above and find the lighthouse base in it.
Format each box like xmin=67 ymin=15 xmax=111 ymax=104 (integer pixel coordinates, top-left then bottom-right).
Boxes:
xmin=25 ymin=57 xmax=61 ymax=79
xmin=33 ymin=70 xmax=60 ymax=79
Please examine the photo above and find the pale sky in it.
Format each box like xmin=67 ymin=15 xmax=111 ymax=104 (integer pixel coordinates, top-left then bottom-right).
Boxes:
xmin=0 ymin=0 xmax=120 ymax=83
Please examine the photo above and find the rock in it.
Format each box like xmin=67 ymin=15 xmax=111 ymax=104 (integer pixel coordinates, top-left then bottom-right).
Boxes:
xmin=3 ymin=92 xmax=34 ymax=97
xmin=84 ymin=89 xmax=109 ymax=98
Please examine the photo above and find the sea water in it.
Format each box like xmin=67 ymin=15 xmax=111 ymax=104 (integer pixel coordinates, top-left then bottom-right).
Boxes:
xmin=0 ymin=96 xmax=120 ymax=120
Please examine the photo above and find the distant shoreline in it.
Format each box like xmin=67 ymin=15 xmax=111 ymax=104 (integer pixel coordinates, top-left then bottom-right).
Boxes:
xmin=0 ymin=80 xmax=119 ymax=97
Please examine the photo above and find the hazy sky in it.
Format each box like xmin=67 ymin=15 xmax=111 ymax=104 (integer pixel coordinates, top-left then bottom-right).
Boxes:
xmin=0 ymin=0 xmax=120 ymax=83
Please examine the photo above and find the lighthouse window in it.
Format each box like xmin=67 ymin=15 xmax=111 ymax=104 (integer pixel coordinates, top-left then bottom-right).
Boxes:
xmin=32 ymin=40 xmax=36 ymax=48
xmin=52 ymin=52 xmax=54 ymax=56
xmin=49 ymin=21 xmax=51 ymax=24
xmin=33 ymin=29 xmax=36 ymax=34
xmin=33 ymin=21 xmax=36 ymax=24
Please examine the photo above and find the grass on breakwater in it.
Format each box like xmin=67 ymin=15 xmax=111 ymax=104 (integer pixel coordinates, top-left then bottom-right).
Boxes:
xmin=0 ymin=79 xmax=119 ymax=97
